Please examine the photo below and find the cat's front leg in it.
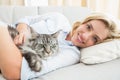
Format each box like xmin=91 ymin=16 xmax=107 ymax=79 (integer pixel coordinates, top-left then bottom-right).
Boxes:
xmin=22 ymin=52 xmax=42 ymax=72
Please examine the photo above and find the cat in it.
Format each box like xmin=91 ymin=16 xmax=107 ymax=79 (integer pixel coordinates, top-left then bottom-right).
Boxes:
xmin=7 ymin=25 xmax=60 ymax=72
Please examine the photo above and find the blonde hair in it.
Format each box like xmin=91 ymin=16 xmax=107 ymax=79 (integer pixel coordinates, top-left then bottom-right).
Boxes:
xmin=70 ymin=12 xmax=120 ymax=42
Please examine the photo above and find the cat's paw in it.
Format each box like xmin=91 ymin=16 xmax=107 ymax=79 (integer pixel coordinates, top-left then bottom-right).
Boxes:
xmin=30 ymin=59 xmax=42 ymax=72
xmin=23 ymin=53 xmax=42 ymax=72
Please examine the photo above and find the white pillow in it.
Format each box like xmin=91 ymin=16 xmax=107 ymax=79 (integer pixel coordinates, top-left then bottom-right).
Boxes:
xmin=80 ymin=40 xmax=120 ymax=64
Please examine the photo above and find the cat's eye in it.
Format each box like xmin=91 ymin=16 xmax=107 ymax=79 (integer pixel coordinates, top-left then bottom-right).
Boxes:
xmin=49 ymin=40 xmax=52 ymax=43
xmin=51 ymin=44 xmax=56 ymax=48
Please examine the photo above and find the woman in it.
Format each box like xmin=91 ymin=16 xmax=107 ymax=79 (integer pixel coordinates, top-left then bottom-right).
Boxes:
xmin=0 ymin=12 xmax=120 ymax=80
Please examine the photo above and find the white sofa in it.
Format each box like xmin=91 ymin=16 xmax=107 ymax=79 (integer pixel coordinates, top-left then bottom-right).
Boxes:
xmin=0 ymin=6 xmax=120 ymax=80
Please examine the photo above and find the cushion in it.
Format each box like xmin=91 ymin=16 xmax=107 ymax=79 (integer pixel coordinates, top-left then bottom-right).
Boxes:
xmin=0 ymin=20 xmax=8 ymax=27
xmin=80 ymin=40 xmax=120 ymax=64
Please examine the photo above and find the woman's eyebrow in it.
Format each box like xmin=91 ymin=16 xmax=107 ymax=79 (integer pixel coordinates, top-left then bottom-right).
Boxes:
xmin=89 ymin=23 xmax=102 ymax=41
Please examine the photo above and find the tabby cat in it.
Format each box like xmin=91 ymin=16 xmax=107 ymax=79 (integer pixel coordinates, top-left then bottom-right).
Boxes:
xmin=7 ymin=25 xmax=60 ymax=72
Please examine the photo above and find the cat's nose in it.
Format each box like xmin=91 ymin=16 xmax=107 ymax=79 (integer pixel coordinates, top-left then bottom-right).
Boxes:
xmin=45 ymin=46 xmax=51 ymax=54
xmin=46 ymin=50 xmax=51 ymax=54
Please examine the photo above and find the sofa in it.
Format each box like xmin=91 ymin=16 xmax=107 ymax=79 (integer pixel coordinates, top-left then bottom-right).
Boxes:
xmin=0 ymin=6 xmax=120 ymax=80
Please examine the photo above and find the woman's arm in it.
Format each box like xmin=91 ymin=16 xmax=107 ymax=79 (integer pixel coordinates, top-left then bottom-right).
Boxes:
xmin=15 ymin=12 xmax=71 ymax=34
xmin=0 ymin=26 xmax=22 ymax=80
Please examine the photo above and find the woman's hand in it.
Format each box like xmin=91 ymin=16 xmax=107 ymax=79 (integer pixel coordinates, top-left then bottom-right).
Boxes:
xmin=14 ymin=32 xmax=26 ymax=46
xmin=14 ymin=23 xmax=30 ymax=46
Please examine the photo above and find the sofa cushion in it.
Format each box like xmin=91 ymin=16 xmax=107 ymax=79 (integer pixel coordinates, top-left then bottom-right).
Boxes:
xmin=80 ymin=40 xmax=120 ymax=64
xmin=63 ymin=7 xmax=92 ymax=24
xmin=0 ymin=6 xmax=13 ymax=24
xmin=36 ymin=59 xmax=120 ymax=80
xmin=38 ymin=6 xmax=63 ymax=15
xmin=13 ymin=6 xmax=38 ymax=23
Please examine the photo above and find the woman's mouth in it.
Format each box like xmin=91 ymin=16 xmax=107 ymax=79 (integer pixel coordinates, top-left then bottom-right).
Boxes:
xmin=77 ymin=33 xmax=82 ymax=43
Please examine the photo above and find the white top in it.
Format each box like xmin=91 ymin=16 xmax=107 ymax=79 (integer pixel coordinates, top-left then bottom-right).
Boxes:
xmin=15 ymin=12 xmax=80 ymax=80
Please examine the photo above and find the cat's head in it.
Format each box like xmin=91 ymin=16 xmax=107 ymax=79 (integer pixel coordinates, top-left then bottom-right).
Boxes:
xmin=35 ymin=30 xmax=61 ymax=59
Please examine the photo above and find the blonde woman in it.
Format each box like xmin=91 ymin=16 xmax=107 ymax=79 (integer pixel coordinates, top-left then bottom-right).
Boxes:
xmin=0 ymin=12 xmax=119 ymax=80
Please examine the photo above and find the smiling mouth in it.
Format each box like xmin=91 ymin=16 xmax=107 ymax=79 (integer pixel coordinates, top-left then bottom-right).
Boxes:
xmin=77 ymin=33 xmax=82 ymax=43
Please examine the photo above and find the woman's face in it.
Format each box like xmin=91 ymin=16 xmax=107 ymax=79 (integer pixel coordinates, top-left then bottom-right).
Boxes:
xmin=71 ymin=20 xmax=109 ymax=48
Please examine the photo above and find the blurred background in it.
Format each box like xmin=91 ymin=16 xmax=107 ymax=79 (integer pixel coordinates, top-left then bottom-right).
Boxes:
xmin=0 ymin=0 xmax=120 ymax=19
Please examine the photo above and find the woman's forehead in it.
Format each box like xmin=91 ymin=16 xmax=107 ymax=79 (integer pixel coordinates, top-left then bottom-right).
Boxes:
xmin=89 ymin=20 xmax=109 ymax=40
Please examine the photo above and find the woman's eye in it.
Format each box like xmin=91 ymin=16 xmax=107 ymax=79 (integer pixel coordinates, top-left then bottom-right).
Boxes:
xmin=93 ymin=36 xmax=98 ymax=43
xmin=86 ymin=24 xmax=91 ymax=30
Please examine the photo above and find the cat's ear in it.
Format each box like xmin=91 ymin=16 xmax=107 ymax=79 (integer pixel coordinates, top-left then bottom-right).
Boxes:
xmin=30 ymin=27 xmax=39 ymax=39
xmin=31 ymin=33 xmax=39 ymax=39
xmin=51 ymin=30 xmax=61 ymax=38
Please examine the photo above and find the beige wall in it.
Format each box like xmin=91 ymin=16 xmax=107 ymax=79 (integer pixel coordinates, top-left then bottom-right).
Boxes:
xmin=48 ymin=0 xmax=120 ymax=19
xmin=0 ymin=0 xmax=120 ymax=19
xmin=0 ymin=0 xmax=24 ymax=5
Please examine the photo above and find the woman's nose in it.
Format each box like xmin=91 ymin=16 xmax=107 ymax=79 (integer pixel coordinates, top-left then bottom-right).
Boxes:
xmin=83 ymin=32 xmax=92 ymax=42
